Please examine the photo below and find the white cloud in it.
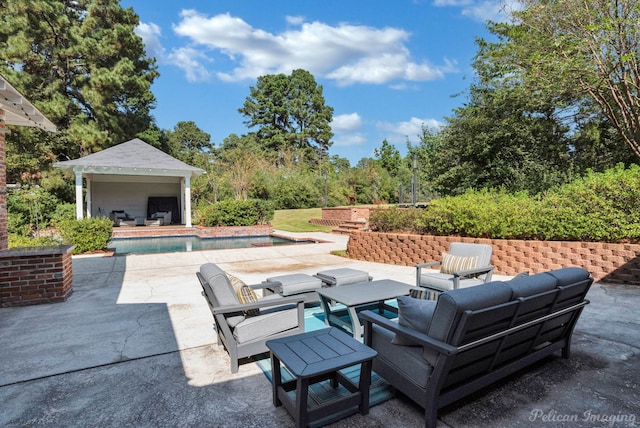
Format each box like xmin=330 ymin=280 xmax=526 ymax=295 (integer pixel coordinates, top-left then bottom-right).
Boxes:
xmin=166 ymin=47 xmax=212 ymax=82
xmin=434 ymin=0 xmax=523 ymax=23
xmin=331 ymin=113 xmax=363 ymax=133
xmin=286 ymin=15 xmax=305 ymax=25
xmin=135 ymin=22 xmax=165 ymax=59
xmin=331 ymin=113 xmax=366 ymax=147
xmin=332 ymin=133 xmax=368 ymax=147
xmin=171 ymin=10 xmax=456 ymax=85
xmin=377 ymin=117 xmax=444 ymax=144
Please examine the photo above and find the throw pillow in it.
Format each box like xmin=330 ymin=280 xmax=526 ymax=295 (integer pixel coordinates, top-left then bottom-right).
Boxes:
xmin=440 ymin=252 xmax=478 ymax=275
xmin=391 ymin=296 xmax=437 ymax=346
xmin=409 ymin=288 xmax=432 ymax=300
xmin=227 ymin=273 xmax=259 ymax=317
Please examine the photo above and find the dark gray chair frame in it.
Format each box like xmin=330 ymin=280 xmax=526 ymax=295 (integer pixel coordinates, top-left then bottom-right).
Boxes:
xmin=361 ymin=275 xmax=592 ymax=428
xmin=197 ymin=272 xmax=306 ymax=373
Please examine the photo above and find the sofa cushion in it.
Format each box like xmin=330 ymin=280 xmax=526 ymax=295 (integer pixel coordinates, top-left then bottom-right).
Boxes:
xmin=547 ymin=267 xmax=591 ymax=286
xmin=372 ymin=324 xmax=433 ymax=389
xmin=392 ymin=296 xmax=436 ymax=346
xmin=266 ymin=273 xmax=322 ymax=296
xmin=233 ymin=305 xmax=299 ymax=344
xmin=440 ymin=252 xmax=478 ymax=274
xmin=507 ymin=272 xmax=558 ymax=298
xmin=424 ymin=282 xmax=513 ymax=364
xmin=200 ymin=263 xmax=244 ymax=327
xmin=315 ymin=268 xmax=371 ymax=286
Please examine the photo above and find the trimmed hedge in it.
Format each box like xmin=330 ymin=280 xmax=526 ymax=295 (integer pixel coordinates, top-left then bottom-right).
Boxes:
xmin=199 ymin=199 xmax=275 ymax=227
xmin=57 ymin=217 xmax=113 ymax=254
xmin=370 ymin=164 xmax=640 ymax=243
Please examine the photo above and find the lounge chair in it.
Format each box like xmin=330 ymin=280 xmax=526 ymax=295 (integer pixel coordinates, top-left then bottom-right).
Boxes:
xmin=197 ymin=263 xmax=306 ymax=373
xmin=416 ymin=242 xmax=494 ymax=298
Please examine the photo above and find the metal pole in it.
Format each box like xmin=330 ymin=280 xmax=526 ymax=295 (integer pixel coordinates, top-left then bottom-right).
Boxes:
xmin=412 ymin=153 xmax=417 ymax=206
xmin=323 ymin=170 xmax=328 ymax=208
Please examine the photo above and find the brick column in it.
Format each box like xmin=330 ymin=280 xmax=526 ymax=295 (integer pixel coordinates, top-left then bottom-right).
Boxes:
xmin=0 ymin=108 xmax=7 ymax=251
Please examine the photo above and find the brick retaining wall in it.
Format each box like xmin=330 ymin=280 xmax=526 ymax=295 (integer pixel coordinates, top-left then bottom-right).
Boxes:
xmin=347 ymin=231 xmax=640 ymax=285
xmin=0 ymin=245 xmax=75 ymax=307
xmin=320 ymin=207 xmax=371 ymax=222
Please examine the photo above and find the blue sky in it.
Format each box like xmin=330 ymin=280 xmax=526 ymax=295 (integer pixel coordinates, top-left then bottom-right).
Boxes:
xmin=120 ymin=0 xmax=520 ymax=164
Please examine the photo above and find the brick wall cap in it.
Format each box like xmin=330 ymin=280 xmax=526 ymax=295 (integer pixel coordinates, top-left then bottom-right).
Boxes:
xmin=0 ymin=244 xmax=75 ymax=258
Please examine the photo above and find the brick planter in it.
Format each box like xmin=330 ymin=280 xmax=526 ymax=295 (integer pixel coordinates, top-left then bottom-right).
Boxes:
xmin=347 ymin=231 xmax=640 ymax=285
xmin=0 ymin=245 xmax=75 ymax=307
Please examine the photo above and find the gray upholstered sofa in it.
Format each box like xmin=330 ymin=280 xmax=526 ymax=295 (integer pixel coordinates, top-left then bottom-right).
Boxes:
xmin=197 ymin=263 xmax=306 ymax=373
xmin=361 ymin=267 xmax=593 ymax=428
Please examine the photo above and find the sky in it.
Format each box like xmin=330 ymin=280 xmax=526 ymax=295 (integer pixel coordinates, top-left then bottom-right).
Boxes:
xmin=120 ymin=0 xmax=520 ymax=165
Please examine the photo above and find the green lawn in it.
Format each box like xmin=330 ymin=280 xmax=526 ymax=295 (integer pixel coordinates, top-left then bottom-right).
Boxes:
xmin=271 ymin=208 xmax=334 ymax=233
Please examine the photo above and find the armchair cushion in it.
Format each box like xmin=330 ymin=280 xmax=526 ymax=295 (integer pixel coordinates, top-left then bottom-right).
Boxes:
xmin=199 ymin=263 xmax=244 ymax=327
xmin=233 ymin=303 xmax=299 ymax=343
xmin=392 ymin=296 xmax=436 ymax=346
xmin=419 ymin=272 xmax=486 ymax=291
xmin=440 ymin=252 xmax=478 ymax=274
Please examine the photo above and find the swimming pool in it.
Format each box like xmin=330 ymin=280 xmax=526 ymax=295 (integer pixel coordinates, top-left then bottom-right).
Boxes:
xmin=109 ymin=235 xmax=314 ymax=255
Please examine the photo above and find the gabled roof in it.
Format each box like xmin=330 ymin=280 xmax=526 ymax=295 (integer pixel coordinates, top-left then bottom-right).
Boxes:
xmin=54 ymin=138 xmax=205 ymax=177
xmin=0 ymin=74 xmax=56 ymax=132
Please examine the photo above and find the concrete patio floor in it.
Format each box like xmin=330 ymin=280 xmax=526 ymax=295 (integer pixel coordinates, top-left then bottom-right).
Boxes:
xmin=1 ymin=231 xmax=638 ymax=427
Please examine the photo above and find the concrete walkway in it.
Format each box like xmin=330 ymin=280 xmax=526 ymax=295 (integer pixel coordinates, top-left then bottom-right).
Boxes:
xmin=1 ymin=232 xmax=638 ymax=427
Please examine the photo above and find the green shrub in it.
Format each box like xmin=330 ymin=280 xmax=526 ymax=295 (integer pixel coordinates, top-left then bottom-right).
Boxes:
xmin=416 ymin=189 xmax=540 ymax=239
xmin=50 ymin=203 xmax=77 ymax=226
xmin=199 ymin=199 xmax=275 ymax=227
xmin=57 ymin=217 xmax=113 ymax=254
xmin=369 ymin=207 xmax=421 ymax=232
xmin=8 ymin=234 xmax=60 ymax=248
xmin=368 ymin=165 xmax=640 ymax=243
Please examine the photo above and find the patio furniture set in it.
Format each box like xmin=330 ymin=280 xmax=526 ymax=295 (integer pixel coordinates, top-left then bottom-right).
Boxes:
xmin=197 ymin=243 xmax=593 ymax=428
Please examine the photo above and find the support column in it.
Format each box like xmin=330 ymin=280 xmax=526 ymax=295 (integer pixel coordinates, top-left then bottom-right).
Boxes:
xmin=184 ymin=175 xmax=192 ymax=228
xmin=0 ymin=109 xmax=7 ymax=251
xmin=85 ymin=178 xmax=92 ymax=218
xmin=75 ymin=172 xmax=83 ymax=220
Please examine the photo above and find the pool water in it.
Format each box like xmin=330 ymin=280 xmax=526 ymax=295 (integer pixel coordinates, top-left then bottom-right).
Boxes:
xmin=109 ymin=235 xmax=314 ymax=255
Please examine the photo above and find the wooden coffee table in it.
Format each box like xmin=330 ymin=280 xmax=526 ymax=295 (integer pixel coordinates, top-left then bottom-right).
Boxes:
xmin=266 ymin=327 xmax=377 ymax=428
xmin=317 ymin=279 xmax=416 ymax=338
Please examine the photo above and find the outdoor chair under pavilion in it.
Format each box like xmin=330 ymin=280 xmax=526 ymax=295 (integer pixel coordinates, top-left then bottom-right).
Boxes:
xmin=415 ymin=242 xmax=494 ymax=298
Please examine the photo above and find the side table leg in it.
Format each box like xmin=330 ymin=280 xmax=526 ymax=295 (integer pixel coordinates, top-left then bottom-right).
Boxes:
xmin=359 ymin=360 xmax=373 ymax=415
xmin=271 ymin=353 xmax=282 ymax=407
xmin=295 ymin=377 xmax=310 ymax=428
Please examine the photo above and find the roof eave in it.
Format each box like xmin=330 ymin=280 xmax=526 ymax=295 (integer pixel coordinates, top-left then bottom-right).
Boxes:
xmin=53 ymin=164 xmax=205 ymax=177
xmin=0 ymin=75 xmax=57 ymax=132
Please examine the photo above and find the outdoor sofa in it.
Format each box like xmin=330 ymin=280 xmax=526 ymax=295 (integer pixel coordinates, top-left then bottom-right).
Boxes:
xmin=361 ymin=267 xmax=593 ymax=428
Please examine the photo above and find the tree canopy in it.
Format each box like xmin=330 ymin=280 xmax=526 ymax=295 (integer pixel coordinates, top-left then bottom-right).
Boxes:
xmin=0 ymin=0 xmax=158 ymax=168
xmin=508 ymin=0 xmax=640 ymax=158
xmin=238 ymin=69 xmax=334 ymax=165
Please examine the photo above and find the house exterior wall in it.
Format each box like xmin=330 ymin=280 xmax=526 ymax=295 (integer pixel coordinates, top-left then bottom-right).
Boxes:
xmin=92 ymin=179 xmax=181 ymax=221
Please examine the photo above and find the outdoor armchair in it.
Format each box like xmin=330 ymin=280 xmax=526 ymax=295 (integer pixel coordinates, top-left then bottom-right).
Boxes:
xmin=416 ymin=242 xmax=494 ymax=297
xmin=197 ymin=263 xmax=306 ymax=373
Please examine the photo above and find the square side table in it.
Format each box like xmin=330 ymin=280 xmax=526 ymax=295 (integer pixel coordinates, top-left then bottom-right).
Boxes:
xmin=266 ymin=327 xmax=377 ymax=428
